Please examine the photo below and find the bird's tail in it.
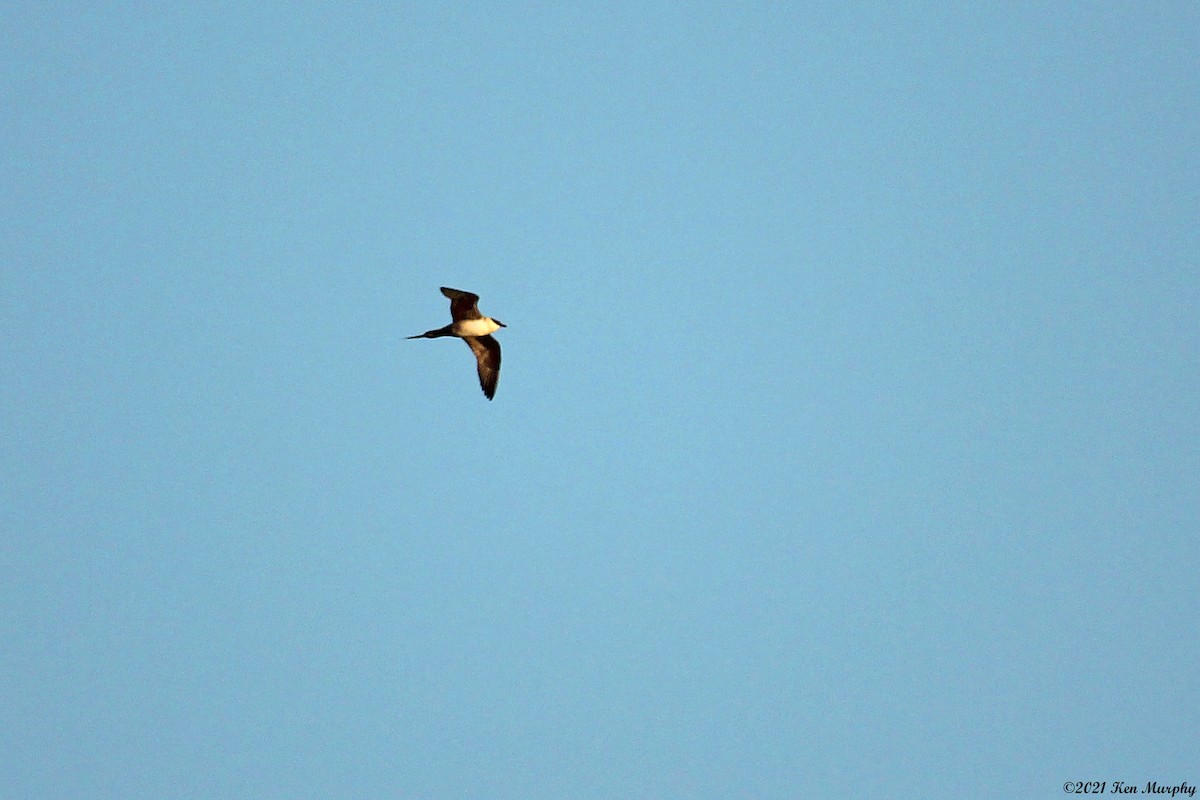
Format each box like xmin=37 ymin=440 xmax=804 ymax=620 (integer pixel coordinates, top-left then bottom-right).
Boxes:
xmin=406 ymin=324 xmax=454 ymax=339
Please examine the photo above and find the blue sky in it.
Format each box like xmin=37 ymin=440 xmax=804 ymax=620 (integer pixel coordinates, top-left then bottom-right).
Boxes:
xmin=2 ymin=3 xmax=1198 ymax=798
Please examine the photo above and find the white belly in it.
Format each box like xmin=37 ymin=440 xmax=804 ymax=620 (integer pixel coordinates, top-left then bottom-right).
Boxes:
xmin=454 ymin=318 xmax=500 ymax=336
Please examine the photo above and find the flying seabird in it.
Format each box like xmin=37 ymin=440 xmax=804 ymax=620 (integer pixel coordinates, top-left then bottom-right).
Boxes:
xmin=406 ymin=287 xmax=506 ymax=400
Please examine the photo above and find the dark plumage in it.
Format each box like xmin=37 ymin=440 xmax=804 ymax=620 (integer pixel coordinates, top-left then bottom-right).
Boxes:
xmin=407 ymin=287 xmax=506 ymax=400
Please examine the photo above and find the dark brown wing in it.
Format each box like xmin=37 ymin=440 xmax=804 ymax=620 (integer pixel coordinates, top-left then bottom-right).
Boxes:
xmin=440 ymin=287 xmax=482 ymax=321
xmin=463 ymin=335 xmax=501 ymax=400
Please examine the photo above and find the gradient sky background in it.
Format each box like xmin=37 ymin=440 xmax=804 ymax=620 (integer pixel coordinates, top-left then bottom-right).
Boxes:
xmin=3 ymin=4 xmax=1198 ymax=798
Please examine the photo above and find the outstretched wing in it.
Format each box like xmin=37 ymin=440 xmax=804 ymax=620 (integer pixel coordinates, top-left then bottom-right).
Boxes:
xmin=440 ymin=287 xmax=482 ymax=321
xmin=463 ymin=335 xmax=501 ymax=400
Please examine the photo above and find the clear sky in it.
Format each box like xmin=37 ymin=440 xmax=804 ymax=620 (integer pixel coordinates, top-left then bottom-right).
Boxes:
xmin=2 ymin=4 xmax=1197 ymax=798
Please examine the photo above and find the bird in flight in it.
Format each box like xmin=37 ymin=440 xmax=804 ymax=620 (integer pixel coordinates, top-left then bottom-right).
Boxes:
xmin=407 ymin=287 xmax=506 ymax=400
